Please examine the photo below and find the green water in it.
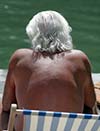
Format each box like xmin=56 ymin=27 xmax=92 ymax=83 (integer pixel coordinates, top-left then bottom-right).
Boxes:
xmin=0 ymin=0 xmax=100 ymax=72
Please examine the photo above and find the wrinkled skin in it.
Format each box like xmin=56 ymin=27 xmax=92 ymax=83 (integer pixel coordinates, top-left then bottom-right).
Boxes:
xmin=0 ymin=49 xmax=97 ymax=130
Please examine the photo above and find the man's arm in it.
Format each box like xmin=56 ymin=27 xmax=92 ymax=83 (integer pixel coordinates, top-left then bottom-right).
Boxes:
xmin=0 ymin=54 xmax=17 ymax=130
xmin=83 ymin=55 xmax=98 ymax=114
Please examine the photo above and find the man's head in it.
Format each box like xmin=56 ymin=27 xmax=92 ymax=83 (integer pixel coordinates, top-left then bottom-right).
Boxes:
xmin=26 ymin=10 xmax=73 ymax=53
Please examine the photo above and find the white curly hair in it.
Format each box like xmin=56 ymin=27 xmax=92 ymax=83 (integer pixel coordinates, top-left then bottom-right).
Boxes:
xmin=26 ymin=10 xmax=73 ymax=53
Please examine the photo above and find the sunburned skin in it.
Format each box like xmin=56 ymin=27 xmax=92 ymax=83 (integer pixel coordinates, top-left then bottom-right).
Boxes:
xmin=0 ymin=49 xmax=97 ymax=131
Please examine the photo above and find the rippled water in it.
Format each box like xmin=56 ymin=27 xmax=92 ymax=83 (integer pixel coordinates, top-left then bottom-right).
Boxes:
xmin=0 ymin=0 xmax=100 ymax=72
xmin=0 ymin=69 xmax=7 ymax=93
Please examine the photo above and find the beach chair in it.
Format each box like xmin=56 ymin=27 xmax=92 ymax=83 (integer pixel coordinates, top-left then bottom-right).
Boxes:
xmin=8 ymin=104 xmax=100 ymax=131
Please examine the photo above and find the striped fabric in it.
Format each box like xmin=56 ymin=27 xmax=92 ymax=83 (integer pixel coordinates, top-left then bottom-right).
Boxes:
xmin=15 ymin=109 xmax=100 ymax=131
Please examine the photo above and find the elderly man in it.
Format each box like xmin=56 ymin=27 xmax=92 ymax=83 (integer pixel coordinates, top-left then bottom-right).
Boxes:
xmin=0 ymin=10 xmax=97 ymax=130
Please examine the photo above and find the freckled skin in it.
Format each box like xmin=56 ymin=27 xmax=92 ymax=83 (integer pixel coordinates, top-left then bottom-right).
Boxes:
xmin=0 ymin=48 xmax=97 ymax=130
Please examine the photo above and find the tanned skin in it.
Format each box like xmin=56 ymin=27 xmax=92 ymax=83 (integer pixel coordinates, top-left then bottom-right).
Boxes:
xmin=0 ymin=48 xmax=97 ymax=130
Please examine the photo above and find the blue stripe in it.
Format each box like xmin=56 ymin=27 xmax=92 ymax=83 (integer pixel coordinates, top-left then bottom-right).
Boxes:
xmin=38 ymin=111 xmax=46 ymax=116
xmin=91 ymin=119 xmax=100 ymax=131
xmin=98 ymin=116 xmax=100 ymax=120
xmin=50 ymin=114 xmax=61 ymax=131
xmin=78 ymin=119 xmax=89 ymax=131
xmin=23 ymin=110 xmax=32 ymax=115
xmin=53 ymin=112 xmax=62 ymax=117
xmin=24 ymin=115 xmax=31 ymax=131
xmin=37 ymin=115 xmax=45 ymax=131
xmin=69 ymin=113 xmax=77 ymax=118
xmin=84 ymin=114 xmax=92 ymax=119
xmin=64 ymin=117 xmax=75 ymax=131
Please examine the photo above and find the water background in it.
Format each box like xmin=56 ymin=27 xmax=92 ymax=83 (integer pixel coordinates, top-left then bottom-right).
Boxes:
xmin=0 ymin=0 xmax=100 ymax=92
xmin=0 ymin=0 xmax=100 ymax=72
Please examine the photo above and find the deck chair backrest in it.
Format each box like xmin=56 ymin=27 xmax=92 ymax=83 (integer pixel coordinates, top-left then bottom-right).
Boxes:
xmin=8 ymin=104 xmax=100 ymax=131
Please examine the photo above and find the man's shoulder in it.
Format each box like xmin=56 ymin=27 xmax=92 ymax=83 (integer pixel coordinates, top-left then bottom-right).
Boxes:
xmin=9 ymin=48 xmax=33 ymax=69
xmin=12 ymin=48 xmax=33 ymax=56
xmin=70 ymin=49 xmax=88 ymax=60
xmin=71 ymin=49 xmax=86 ymax=55
xmin=70 ymin=49 xmax=91 ymax=69
xmin=66 ymin=49 xmax=90 ymax=66
xmin=10 ymin=48 xmax=32 ymax=59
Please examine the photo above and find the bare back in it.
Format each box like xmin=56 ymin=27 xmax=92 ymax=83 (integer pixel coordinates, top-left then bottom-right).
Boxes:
xmin=2 ymin=49 xmax=96 ymax=130
xmin=3 ymin=49 xmax=95 ymax=112
xmin=14 ymin=50 xmax=84 ymax=112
